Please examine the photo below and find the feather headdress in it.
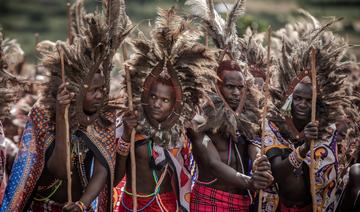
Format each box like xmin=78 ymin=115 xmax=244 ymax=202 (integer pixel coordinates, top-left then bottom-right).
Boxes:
xmin=239 ymin=28 xmax=270 ymax=79
xmin=268 ymin=11 xmax=355 ymax=140
xmin=186 ymin=0 xmax=264 ymax=141
xmin=126 ymin=7 xmax=217 ymax=148
xmin=37 ymin=0 xmax=132 ymax=127
xmin=186 ymin=0 xmax=246 ymax=60
xmin=0 ymin=33 xmax=30 ymax=119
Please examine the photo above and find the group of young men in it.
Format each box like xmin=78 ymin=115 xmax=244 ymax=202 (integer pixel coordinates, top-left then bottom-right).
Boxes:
xmin=0 ymin=0 xmax=359 ymax=211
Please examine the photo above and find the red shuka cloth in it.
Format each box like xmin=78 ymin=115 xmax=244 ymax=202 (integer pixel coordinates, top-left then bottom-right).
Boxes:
xmin=190 ymin=182 xmax=251 ymax=212
xmin=28 ymin=200 xmax=64 ymax=212
xmin=118 ymin=191 xmax=177 ymax=212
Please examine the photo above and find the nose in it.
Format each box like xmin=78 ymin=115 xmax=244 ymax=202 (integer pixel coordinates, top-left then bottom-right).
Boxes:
xmin=232 ymin=88 xmax=241 ymax=98
xmin=298 ymin=99 xmax=307 ymax=108
xmin=153 ymin=99 xmax=161 ymax=108
xmin=95 ymin=90 xmax=103 ymax=99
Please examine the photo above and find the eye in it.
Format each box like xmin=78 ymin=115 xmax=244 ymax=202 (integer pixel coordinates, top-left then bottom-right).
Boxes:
xmin=151 ymin=95 xmax=156 ymax=99
xmin=164 ymin=99 xmax=169 ymax=103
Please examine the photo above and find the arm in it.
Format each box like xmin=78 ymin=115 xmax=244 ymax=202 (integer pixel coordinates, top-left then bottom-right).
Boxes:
xmin=47 ymin=83 xmax=75 ymax=180
xmin=248 ymin=143 xmax=260 ymax=162
xmin=269 ymin=121 xmax=319 ymax=194
xmin=114 ymin=111 xmax=137 ymax=185
xmin=79 ymin=158 xmax=108 ymax=206
xmin=63 ymin=158 xmax=108 ymax=212
xmin=189 ymin=129 xmax=271 ymax=191
xmin=114 ymin=152 xmax=129 ymax=185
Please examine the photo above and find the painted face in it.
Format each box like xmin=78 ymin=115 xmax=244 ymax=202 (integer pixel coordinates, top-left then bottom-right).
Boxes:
xmin=148 ymin=82 xmax=175 ymax=122
xmin=82 ymin=72 xmax=105 ymax=115
xmin=218 ymin=70 xmax=245 ymax=111
xmin=291 ymin=83 xmax=312 ymax=121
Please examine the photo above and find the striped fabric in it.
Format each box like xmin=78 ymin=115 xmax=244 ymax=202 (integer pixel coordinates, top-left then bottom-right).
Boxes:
xmin=190 ymin=183 xmax=251 ymax=212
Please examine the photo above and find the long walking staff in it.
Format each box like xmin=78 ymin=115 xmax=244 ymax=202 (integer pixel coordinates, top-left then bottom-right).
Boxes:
xmin=59 ymin=48 xmax=72 ymax=202
xmin=310 ymin=47 xmax=317 ymax=212
xmin=123 ymin=44 xmax=138 ymax=211
xmin=257 ymin=25 xmax=272 ymax=212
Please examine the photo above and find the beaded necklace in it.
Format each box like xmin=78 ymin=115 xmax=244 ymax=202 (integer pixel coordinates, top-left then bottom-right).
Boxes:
xmin=72 ymin=134 xmax=90 ymax=189
xmin=34 ymin=180 xmax=63 ymax=202
xmin=121 ymin=139 xmax=169 ymax=211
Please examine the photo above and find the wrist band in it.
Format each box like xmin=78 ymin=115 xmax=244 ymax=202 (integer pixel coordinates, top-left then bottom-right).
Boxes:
xmin=75 ymin=201 xmax=86 ymax=212
xmin=116 ymin=136 xmax=130 ymax=156
xmin=289 ymin=149 xmax=303 ymax=169
xmin=296 ymin=146 xmax=306 ymax=161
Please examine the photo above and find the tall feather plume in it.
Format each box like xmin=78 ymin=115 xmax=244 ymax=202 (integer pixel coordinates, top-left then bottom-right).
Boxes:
xmin=269 ymin=10 xmax=355 ymax=140
xmin=70 ymin=0 xmax=86 ymax=37
xmin=38 ymin=0 xmax=132 ymax=127
xmin=125 ymin=7 xmax=217 ymax=148
xmin=186 ymin=0 xmax=226 ymax=48
xmin=225 ymin=0 xmax=246 ymax=38
xmin=187 ymin=0 xmax=266 ymax=141
xmin=206 ymin=0 xmax=215 ymax=21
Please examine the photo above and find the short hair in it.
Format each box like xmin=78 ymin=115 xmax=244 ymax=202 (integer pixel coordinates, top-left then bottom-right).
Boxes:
xmin=217 ymin=60 xmax=243 ymax=81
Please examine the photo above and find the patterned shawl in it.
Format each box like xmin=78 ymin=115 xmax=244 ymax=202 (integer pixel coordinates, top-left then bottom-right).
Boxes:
xmin=1 ymin=104 xmax=116 ymax=212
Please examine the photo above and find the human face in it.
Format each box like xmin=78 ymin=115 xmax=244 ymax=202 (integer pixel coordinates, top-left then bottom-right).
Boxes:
xmin=148 ymin=82 xmax=175 ymax=122
xmin=218 ymin=70 xmax=245 ymax=111
xmin=291 ymin=83 xmax=312 ymax=121
xmin=83 ymin=73 xmax=105 ymax=115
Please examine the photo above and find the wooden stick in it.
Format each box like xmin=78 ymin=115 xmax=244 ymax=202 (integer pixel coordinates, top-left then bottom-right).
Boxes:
xmin=258 ymin=25 xmax=272 ymax=212
xmin=60 ymin=49 xmax=72 ymax=202
xmin=310 ymin=47 xmax=317 ymax=212
xmin=123 ymin=44 xmax=137 ymax=211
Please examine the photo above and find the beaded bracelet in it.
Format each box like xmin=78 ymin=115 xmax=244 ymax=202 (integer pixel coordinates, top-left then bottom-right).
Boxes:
xmin=295 ymin=146 xmax=306 ymax=161
xmin=288 ymin=149 xmax=303 ymax=169
xmin=75 ymin=201 xmax=86 ymax=212
xmin=116 ymin=137 xmax=130 ymax=156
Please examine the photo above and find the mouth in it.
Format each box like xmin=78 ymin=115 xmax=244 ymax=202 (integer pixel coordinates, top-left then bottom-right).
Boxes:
xmin=295 ymin=110 xmax=308 ymax=117
xmin=93 ymin=103 xmax=102 ymax=108
xmin=150 ymin=109 xmax=162 ymax=116
xmin=227 ymin=99 xmax=240 ymax=106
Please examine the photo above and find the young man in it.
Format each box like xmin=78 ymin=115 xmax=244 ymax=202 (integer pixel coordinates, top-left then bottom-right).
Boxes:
xmin=117 ymin=77 xmax=183 ymax=211
xmin=189 ymin=60 xmax=273 ymax=211
xmin=114 ymin=8 xmax=216 ymax=211
xmin=185 ymin=1 xmax=273 ymax=210
xmin=1 ymin=0 xmax=131 ymax=211
xmin=262 ymin=12 xmax=360 ymax=212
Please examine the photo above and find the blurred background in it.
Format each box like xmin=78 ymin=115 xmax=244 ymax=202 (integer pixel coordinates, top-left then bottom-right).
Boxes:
xmin=1 ymin=0 xmax=360 ymax=62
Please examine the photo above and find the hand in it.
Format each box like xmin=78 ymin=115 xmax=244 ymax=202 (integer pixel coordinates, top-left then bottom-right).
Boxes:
xmin=249 ymin=155 xmax=274 ymax=190
xmin=62 ymin=202 xmax=82 ymax=212
xmin=304 ymin=121 xmax=319 ymax=142
xmin=122 ymin=110 xmax=138 ymax=141
xmin=300 ymin=121 xmax=319 ymax=154
xmin=56 ymin=83 xmax=75 ymax=115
